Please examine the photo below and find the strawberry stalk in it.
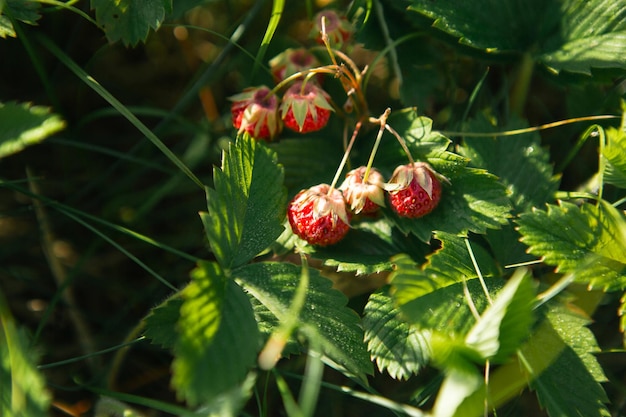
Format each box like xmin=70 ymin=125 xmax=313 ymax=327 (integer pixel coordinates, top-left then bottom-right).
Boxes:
xmin=363 ymin=108 xmax=391 ymax=183
xmin=328 ymin=119 xmax=363 ymax=193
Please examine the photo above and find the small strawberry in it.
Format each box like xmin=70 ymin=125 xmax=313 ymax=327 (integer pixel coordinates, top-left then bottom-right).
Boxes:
xmin=287 ymin=184 xmax=351 ymax=246
xmin=230 ymin=86 xmax=282 ymax=141
xmin=340 ymin=166 xmax=386 ymax=215
xmin=269 ymin=48 xmax=321 ymax=84
xmin=311 ymin=9 xmax=353 ymax=48
xmin=281 ymin=82 xmax=333 ymax=133
xmin=384 ymin=162 xmax=443 ymax=218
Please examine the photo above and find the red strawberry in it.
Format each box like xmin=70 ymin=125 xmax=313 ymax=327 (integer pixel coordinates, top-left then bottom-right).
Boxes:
xmin=385 ymin=162 xmax=443 ymax=218
xmin=287 ymin=184 xmax=351 ymax=246
xmin=230 ymin=86 xmax=282 ymax=141
xmin=340 ymin=166 xmax=386 ymax=215
xmin=281 ymin=82 xmax=333 ymax=133
xmin=311 ymin=9 xmax=353 ymax=48
xmin=269 ymin=48 xmax=322 ymax=84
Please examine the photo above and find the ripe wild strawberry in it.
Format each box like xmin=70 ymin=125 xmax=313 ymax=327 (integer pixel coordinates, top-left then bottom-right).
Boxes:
xmin=281 ymin=82 xmax=333 ymax=133
xmin=269 ymin=48 xmax=321 ymax=83
xmin=340 ymin=166 xmax=386 ymax=215
xmin=230 ymin=86 xmax=281 ymax=141
xmin=385 ymin=162 xmax=443 ymax=218
xmin=288 ymin=184 xmax=351 ymax=246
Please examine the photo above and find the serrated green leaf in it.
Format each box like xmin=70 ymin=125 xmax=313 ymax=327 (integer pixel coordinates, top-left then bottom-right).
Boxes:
xmin=517 ymin=200 xmax=626 ymax=291
xmin=390 ymin=233 xmax=503 ymax=333
xmin=459 ymin=115 xmax=560 ymax=266
xmin=310 ymin=219 xmax=430 ymax=276
xmin=1 ymin=293 xmax=50 ymax=417
xmin=143 ymin=295 xmax=182 ymax=349
xmin=0 ymin=0 xmax=40 ymax=38
xmin=172 ymin=262 xmax=259 ymax=406
xmin=363 ymin=287 xmax=431 ymax=380
xmin=0 ymin=101 xmax=65 ymax=159
xmin=520 ymin=302 xmax=609 ymax=417
xmin=464 ymin=269 xmax=534 ymax=363
xmin=602 ymin=126 xmax=626 ymax=189
xmin=386 ymin=167 xmax=511 ymax=242
xmin=202 ymin=135 xmax=286 ymax=269
xmin=90 ymin=0 xmax=172 ymax=45
xmin=402 ymin=0 xmax=626 ymax=75
xmin=236 ymin=262 xmax=373 ymax=383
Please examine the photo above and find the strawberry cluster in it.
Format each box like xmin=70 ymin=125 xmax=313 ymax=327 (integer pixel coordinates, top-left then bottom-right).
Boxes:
xmin=229 ymin=7 xmax=449 ymax=247
xmin=288 ymin=162 xmax=445 ymax=246
xmin=229 ymin=9 xmax=353 ymax=142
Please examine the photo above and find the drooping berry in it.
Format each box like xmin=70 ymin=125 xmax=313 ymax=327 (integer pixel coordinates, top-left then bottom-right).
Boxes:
xmin=384 ymin=162 xmax=443 ymax=218
xmin=340 ymin=166 xmax=386 ymax=215
xmin=311 ymin=9 xmax=353 ymax=48
xmin=269 ymin=48 xmax=322 ymax=84
xmin=287 ymin=184 xmax=351 ymax=246
xmin=281 ymin=81 xmax=333 ymax=133
xmin=229 ymin=86 xmax=282 ymax=141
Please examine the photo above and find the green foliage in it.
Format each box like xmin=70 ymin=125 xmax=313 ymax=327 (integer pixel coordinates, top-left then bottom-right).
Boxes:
xmin=517 ymin=200 xmax=626 ymax=291
xmin=0 ymin=101 xmax=65 ymax=159
xmin=172 ymin=262 xmax=259 ymax=406
xmin=236 ymin=262 xmax=373 ymax=383
xmin=90 ymin=0 xmax=173 ymax=45
xmin=603 ymin=125 xmax=626 ymax=189
xmin=202 ymin=135 xmax=286 ymax=270
xmin=399 ymin=0 xmax=626 ymax=74
xmin=0 ymin=0 xmax=40 ymax=38
xmin=0 ymin=293 xmax=50 ymax=417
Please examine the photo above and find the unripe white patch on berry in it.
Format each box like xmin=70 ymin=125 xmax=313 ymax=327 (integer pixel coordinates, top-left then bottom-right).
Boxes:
xmin=340 ymin=166 xmax=386 ymax=214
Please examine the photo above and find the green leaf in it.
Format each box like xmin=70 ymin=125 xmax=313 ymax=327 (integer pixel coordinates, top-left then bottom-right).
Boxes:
xmin=0 ymin=0 xmax=40 ymax=38
xmin=1 ymin=293 xmax=50 ymax=417
xmin=310 ymin=219 xmax=430 ymax=276
xmin=401 ymin=0 xmax=626 ymax=75
xmin=0 ymin=101 xmax=65 ymax=159
xmin=459 ymin=115 xmax=560 ymax=266
xmin=602 ymin=126 xmax=626 ymax=189
xmin=431 ymin=366 xmax=484 ymax=417
xmin=517 ymin=200 xmax=626 ymax=291
xmin=236 ymin=262 xmax=373 ymax=382
xmin=202 ymin=135 xmax=286 ymax=269
xmin=390 ymin=232 xmax=503 ymax=333
xmin=363 ymin=287 xmax=431 ymax=380
xmin=464 ymin=269 xmax=534 ymax=363
xmin=143 ymin=295 xmax=182 ymax=349
xmin=172 ymin=262 xmax=259 ymax=406
xmin=90 ymin=0 xmax=173 ymax=45
xmin=521 ymin=303 xmax=609 ymax=417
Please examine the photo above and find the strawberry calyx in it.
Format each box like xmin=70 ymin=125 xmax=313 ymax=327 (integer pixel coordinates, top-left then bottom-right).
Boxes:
xmin=280 ymin=81 xmax=334 ymax=133
xmin=384 ymin=162 xmax=444 ymax=218
xmin=340 ymin=166 xmax=386 ymax=214
xmin=229 ymin=86 xmax=282 ymax=141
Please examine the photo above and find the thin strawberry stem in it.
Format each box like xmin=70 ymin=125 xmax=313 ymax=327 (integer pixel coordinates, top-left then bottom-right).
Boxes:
xmin=328 ymin=119 xmax=363 ymax=193
xmin=363 ymin=108 xmax=391 ymax=183
xmin=384 ymin=123 xmax=415 ymax=165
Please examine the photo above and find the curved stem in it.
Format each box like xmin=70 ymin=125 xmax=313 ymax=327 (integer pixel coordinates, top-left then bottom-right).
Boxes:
xmin=383 ymin=123 xmax=415 ymax=165
xmin=363 ymin=108 xmax=391 ymax=183
xmin=328 ymin=119 xmax=364 ymax=192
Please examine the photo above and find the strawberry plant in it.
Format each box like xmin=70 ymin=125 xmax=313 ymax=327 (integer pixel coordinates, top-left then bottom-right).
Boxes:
xmin=1 ymin=1 xmax=626 ymax=417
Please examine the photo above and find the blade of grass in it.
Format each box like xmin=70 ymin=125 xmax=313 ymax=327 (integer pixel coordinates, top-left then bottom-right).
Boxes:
xmin=251 ymin=0 xmax=284 ymax=82
xmin=36 ymin=35 xmax=205 ymax=189
xmin=37 ymin=337 xmax=146 ymax=370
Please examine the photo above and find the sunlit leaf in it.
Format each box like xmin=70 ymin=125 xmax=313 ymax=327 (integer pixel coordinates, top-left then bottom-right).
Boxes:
xmin=602 ymin=126 xmax=626 ymax=189
xmin=0 ymin=101 xmax=65 ymax=159
xmin=172 ymin=262 xmax=259 ymax=406
xmin=517 ymin=200 xmax=626 ymax=291
xmin=236 ymin=262 xmax=373 ymax=383
xmin=464 ymin=269 xmax=534 ymax=363
xmin=143 ymin=295 xmax=182 ymax=349
xmin=91 ymin=0 xmax=173 ymax=45
xmin=202 ymin=135 xmax=286 ymax=269
xmin=363 ymin=287 xmax=431 ymax=380
xmin=390 ymin=232 xmax=502 ymax=332
xmin=0 ymin=294 xmax=50 ymax=417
